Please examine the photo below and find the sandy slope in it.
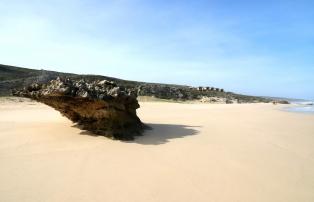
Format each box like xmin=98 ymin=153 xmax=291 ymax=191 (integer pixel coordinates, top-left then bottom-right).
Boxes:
xmin=0 ymin=99 xmax=314 ymax=202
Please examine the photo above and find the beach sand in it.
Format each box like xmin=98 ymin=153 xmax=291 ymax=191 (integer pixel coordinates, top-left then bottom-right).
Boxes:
xmin=0 ymin=98 xmax=314 ymax=202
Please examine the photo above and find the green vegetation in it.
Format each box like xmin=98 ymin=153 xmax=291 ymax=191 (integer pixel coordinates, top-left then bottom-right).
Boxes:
xmin=0 ymin=64 xmax=280 ymax=103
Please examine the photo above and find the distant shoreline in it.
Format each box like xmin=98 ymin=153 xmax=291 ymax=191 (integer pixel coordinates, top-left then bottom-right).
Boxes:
xmin=282 ymin=101 xmax=314 ymax=114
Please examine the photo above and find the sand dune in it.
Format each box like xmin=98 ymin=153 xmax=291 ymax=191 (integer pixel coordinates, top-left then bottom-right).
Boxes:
xmin=0 ymin=99 xmax=314 ymax=202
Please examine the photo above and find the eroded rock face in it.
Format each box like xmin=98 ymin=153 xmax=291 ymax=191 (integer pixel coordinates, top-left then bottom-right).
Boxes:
xmin=12 ymin=77 xmax=146 ymax=140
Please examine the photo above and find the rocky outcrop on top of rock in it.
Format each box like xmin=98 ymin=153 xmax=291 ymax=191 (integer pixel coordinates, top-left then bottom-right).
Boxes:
xmin=12 ymin=77 xmax=146 ymax=140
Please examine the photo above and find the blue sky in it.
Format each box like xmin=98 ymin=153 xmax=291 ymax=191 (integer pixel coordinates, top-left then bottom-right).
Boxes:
xmin=0 ymin=0 xmax=313 ymax=99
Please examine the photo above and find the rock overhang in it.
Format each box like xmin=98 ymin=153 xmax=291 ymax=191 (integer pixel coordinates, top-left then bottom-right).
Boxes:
xmin=12 ymin=77 xmax=146 ymax=140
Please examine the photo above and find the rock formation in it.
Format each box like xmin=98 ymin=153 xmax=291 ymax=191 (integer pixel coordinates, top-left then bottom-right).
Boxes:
xmin=12 ymin=77 xmax=146 ymax=140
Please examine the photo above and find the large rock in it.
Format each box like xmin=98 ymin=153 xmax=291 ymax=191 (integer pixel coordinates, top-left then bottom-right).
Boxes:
xmin=12 ymin=77 xmax=146 ymax=140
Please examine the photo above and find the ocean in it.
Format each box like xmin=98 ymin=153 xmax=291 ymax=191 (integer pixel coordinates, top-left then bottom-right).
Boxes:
xmin=285 ymin=101 xmax=314 ymax=114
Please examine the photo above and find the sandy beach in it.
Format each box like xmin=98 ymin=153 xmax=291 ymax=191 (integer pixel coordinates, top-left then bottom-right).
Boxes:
xmin=0 ymin=98 xmax=314 ymax=202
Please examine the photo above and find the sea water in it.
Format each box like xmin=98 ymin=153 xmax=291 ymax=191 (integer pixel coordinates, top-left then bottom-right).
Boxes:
xmin=285 ymin=101 xmax=314 ymax=114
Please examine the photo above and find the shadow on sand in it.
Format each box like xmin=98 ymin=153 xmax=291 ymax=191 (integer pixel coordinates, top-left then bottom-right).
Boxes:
xmin=76 ymin=123 xmax=200 ymax=145
xmin=133 ymin=123 xmax=200 ymax=145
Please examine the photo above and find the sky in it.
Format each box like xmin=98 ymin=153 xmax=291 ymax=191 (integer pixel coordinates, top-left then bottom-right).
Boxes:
xmin=0 ymin=0 xmax=313 ymax=99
